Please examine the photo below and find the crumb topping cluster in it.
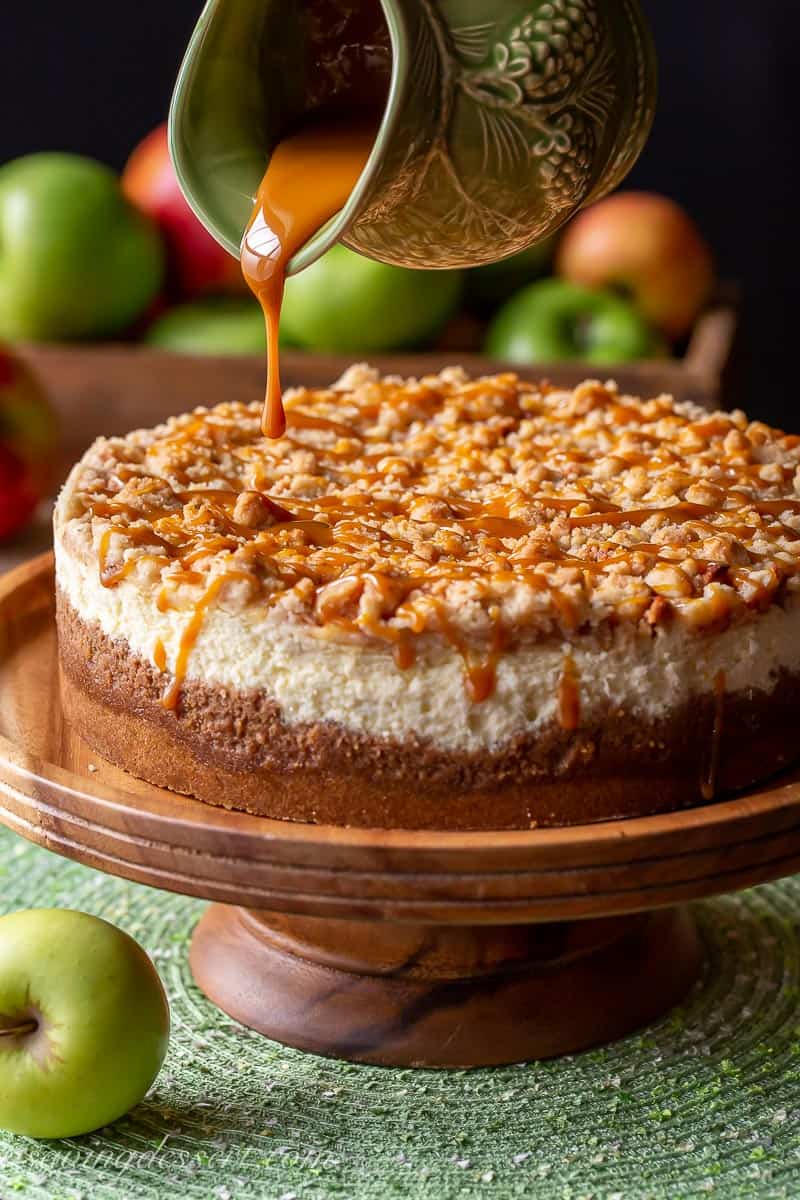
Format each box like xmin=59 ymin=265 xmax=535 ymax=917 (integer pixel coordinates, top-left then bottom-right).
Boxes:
xmin=61 ymin=366 xmax=800 ymax=669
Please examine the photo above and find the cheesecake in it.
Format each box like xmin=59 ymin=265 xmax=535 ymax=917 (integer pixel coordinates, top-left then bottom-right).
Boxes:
xmin=55 ymin=366 xmax=800 ymax=829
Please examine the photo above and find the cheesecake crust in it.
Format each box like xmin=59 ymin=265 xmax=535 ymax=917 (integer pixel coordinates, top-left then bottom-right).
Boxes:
xmin=58 ymin=594 xmax=800 ymax=830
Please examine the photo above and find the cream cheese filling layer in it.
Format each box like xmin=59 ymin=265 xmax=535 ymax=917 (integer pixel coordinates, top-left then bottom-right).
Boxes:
xmin=55 ymin=531 xmax=800 ymax=753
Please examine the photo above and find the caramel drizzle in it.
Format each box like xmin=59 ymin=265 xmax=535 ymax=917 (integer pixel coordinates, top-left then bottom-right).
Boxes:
xmin=393 ymin=633 xmax=416 ymax=671
xmin=558 ymin=654 xmax=581 ymax=732
xmin=159 ymin=573 xmax=251 ymax=710
xmin=464 ymin=620 xmax=508 ymax=705
xmin=241 ymin=122 xmax=378 ymax=438
xmin=81 ymin=377 xmax=800 ymax=707
xmin=153 ymin=638 xmax=167 ymax=674
xmin=424 ymin=607 xmax=509 ymax=705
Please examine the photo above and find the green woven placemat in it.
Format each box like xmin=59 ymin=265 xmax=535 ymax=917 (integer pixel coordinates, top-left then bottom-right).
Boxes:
xmin=1 ymin=826 xmax=800 ymax=1200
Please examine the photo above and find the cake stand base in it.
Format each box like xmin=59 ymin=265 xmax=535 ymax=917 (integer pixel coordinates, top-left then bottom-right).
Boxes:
xmin=190 ymin=905 xmax=702 ymax=1067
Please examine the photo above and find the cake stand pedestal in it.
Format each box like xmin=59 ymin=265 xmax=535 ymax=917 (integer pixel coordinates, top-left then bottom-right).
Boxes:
xmin=2 ymin=557 xmax=800 ymax=1067
xmin=191 ymin=905 xmax=699 ymax=1065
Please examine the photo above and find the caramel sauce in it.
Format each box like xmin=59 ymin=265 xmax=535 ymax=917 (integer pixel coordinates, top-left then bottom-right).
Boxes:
xmin=567 ymin=501 xmax=714 ymax=529
xmin=427 ymin=602 xmax=508 ymax=704
xmin=393 ymin=633 xmax=416 ymax=671
xmin=241 ymin=122 xmax=377 ymax=438
xmin=701 ymin=669 xmax=726 ymax=801
xmin=755 ymin=499 xmax=800 ymax=516
xmin=287 ymin=410 xmax=356 ymax=438
xmin=159 ymin=572 xmax=251 ymax=710
xmin=153 ymin=638 xmax=167 ymax=674
xmin=459 ymin=515 xmax=530 ymax=538
xmin=465 ymin=661 xmax=496 ymax=704
xmin=465 ymin=621 xmax=508 ymax=704
xmin=558 ymin=654 xmax=581 ymax=731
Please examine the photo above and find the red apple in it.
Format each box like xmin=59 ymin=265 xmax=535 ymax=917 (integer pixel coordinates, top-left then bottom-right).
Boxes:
xmin=122 ymin=124 xmax=245 ymax=299
xmin=0 ymin=344 xmax=58 ymax=539
xmin=0 ymin=444 xmax=38 ymax=540
xmin=556 ymin=192 xmax=716 ymax=341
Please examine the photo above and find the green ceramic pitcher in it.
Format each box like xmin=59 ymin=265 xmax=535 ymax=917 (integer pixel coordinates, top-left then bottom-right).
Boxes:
xmin=170 ymin=0 xmax=657 ymax=274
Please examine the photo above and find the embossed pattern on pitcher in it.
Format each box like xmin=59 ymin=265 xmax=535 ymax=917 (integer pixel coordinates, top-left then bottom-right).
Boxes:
xmin=345 ymin=0 xmax=656 ymax=268
xmin=170 ymin=0 xmax=657 ymax=271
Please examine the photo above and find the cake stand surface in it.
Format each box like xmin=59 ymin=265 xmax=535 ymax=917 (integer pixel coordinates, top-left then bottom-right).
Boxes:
xmin=3 ymin=557 xmax=800 ymax=1067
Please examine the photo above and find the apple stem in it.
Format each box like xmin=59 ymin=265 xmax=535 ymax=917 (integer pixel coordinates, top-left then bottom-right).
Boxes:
xmin=0 ymin=1021 xmax=37 ymax=1038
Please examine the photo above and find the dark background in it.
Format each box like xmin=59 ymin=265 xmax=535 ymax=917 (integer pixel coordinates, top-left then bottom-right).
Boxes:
xmin=1 ymin=1 xmax=796 ymax=423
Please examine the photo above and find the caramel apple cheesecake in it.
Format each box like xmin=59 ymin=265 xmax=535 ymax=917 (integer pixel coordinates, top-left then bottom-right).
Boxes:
xmin=55 ymin=367 xmax=800 ymax=829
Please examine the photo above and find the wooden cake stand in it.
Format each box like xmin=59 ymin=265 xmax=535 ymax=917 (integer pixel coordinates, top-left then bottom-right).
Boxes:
xmin=3 ymin=556 xmax=800 ymax=1068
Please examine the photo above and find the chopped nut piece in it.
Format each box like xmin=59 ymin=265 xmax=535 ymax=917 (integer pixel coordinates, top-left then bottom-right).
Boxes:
xmin=645 ymin=595 xmax=672 ymax=626
xmin=645 ymin=564 xmax=694 ymax=599
xmin=233 ymin=491 xmax=294 ymax=528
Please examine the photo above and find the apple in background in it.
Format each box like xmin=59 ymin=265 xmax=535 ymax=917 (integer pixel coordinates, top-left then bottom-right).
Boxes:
xmin=485 ymin=278 xmax=662 ymax=365
xmin=466 ymin=234 xmax=557 ymax=311
xmin=0 ymin=908 xmax=170 ymax=1139
xmin=145 ymin=297 xmax=267 ymax=356
xmin=0 ymin=444 xmax=38 ymax=541
xmin=0 ymin=344 xmax=58 ymax=485
xmin=556 ymin=192 xmax=716 ymax=341
xmin=281 ymin=246 xmax=463 ymax=352
xmin=0 ymin=344 xmax=58 ymax=539
xmin=123 ymin=124 xmax=245 ymax=299
xmin=0 ymin=154 xmax=165 ymax=342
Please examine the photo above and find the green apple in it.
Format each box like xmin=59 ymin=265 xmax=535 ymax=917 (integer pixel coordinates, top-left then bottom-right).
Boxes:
xmin=280 ymin=245 xmax=463 ymax=352
xmin=145 ymin=298 xmax=268 ymax=356
xmin=0 ymin=154 xmax=165 ymax=342
xmin=465 ymin=235 xmax=557 ymax=310
xmin=485 ymin=278 xmax=662 ymax=365
xmin=0 ymin=908 xmax=170 ymax=1139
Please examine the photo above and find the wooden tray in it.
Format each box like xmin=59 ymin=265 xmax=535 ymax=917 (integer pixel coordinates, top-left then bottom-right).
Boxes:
xmin=3 ymin=556 xmax=799 ymax=1068
xmin=18 ymin=295 xmax=738 ymax=489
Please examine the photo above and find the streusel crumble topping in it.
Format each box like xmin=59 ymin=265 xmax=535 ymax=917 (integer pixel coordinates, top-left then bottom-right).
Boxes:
xmin=59 ymin=366 xmax=800 ymax=701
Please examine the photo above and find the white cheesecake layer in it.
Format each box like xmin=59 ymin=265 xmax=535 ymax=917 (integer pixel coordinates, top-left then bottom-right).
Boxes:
xmin=55 ymin=528 xmax=800 ymax=753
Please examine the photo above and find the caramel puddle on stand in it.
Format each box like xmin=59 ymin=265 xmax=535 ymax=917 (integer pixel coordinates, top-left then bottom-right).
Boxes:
xmin=241 ymin=122 xmax=377 ymax=438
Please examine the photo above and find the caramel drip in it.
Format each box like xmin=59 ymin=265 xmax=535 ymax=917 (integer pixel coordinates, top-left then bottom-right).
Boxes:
xmin=160 ymin=574 xmax=249 ymax=710
xmin=701 ymin=669 xmax=726 ymax=801
xmin=393 ymin=633 xmax=416 ymax=671
xmin=98 ymin=528 xmax=113 ymax=581
xmin=466 ymin=662 xmax=496 ymax=704
xmin=558 ymin=654 xmax=581 ymax=731
xmin=153 ymin=638 xmax=167 ymax=674
xmin=241 ymin=122 xmax=377 ymax=439
xmin=465 ymin=621 xmax=508 ymax=704
xmin=353 ymin=573 xmax=422 ymax=666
